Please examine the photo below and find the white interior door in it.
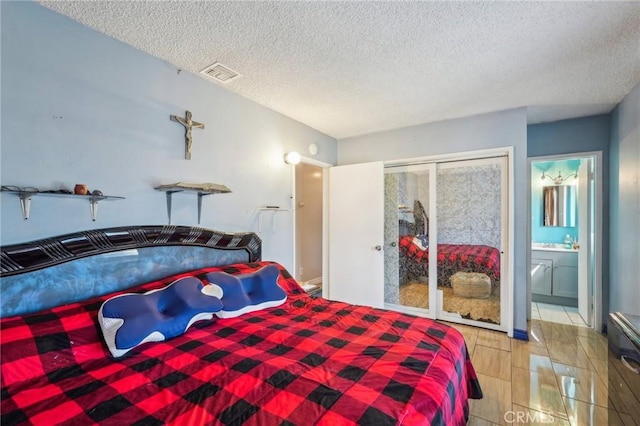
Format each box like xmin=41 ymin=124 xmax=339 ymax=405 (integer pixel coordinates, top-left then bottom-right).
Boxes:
xmin=577 ymin=159 xmax=592 ymax=325
xmin=327 ymin=162 xmax=385 ymax=308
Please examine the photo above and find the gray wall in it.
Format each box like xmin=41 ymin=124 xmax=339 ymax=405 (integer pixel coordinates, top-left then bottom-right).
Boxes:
xmin=527 ymin=115 xmax=611 ymax=328
xmin=609 ymin=83 xmax=640 ymax=317
xmin=0 ymin=2 xmax=337 ymax=271
xmin=339 ymin=108 xmax=529 ymax=333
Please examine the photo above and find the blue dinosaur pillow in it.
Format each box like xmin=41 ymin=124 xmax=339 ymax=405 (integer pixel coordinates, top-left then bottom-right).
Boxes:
xmin=413 ymin=233 xmax=429 ymax=250
xmin=205 ymin=264 xmax=287 ymax=319
xmin=98 ymin=276 xmax=223 ymax=358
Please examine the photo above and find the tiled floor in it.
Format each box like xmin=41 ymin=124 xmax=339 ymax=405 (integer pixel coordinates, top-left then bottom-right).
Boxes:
xmin=531 ymin=302 xmax=588 ymax=327
xmin=444 ymin=319 xmax=640 ymax=425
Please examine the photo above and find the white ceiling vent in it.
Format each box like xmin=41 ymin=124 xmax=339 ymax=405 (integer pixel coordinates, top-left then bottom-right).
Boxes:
xmin=200 ymin=62 xmax=241 ymax=84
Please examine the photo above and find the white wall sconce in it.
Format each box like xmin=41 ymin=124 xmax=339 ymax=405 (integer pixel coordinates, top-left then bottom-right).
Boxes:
xmin=540 ymin=169 xmax=578 ymax=185
xmin=284 ymin=151 xmax=301 ymax=165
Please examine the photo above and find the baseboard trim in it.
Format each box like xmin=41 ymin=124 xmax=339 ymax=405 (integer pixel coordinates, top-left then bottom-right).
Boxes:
xmin=303 ymin=277 xmax=322 ymax=286
xmin=513 ymin=328 xmax=529 ymax=341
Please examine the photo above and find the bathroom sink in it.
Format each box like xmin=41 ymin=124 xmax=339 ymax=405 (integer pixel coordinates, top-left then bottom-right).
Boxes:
xmin=532 ymin=242 xmax=578 ymax=252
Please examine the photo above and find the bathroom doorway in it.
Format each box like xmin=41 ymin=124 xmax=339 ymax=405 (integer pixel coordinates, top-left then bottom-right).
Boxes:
xmin=528 ymin=152 xmax=602 ymax=329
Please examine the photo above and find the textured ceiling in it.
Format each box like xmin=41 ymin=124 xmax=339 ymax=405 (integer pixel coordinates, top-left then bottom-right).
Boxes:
xmin=39 ymin=1 xmax=640 ymax=139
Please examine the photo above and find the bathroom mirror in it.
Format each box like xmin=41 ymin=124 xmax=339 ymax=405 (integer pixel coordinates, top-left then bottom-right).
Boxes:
xmin=543 ymin=185 xmax=576 ymax=227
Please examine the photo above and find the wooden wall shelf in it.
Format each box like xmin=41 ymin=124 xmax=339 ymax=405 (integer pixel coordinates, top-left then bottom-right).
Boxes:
xmin=155 ymin=183 xmax=231 ymax=224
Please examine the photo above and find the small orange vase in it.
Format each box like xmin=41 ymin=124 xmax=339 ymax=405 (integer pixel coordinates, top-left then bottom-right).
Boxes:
xmin=74 ymin=184 xmax=88 ymax=195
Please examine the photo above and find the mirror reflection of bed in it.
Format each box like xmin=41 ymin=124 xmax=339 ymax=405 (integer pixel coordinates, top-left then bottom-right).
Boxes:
xmin=396 ymin=198 xmax=502 ymax=324
xmin=398 ymin=235 xmax=501 ymax=324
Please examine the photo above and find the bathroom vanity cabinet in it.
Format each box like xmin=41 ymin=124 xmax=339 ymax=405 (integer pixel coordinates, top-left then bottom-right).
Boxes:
xmin=532 ymin=249 xmax=578 ymax=303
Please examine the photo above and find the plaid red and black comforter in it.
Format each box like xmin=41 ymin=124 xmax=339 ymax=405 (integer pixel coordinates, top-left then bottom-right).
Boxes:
xmin=399 ymin=236 xmax=501 ymax=286
xmin=1 ymin=261 xmax=482 ymax=425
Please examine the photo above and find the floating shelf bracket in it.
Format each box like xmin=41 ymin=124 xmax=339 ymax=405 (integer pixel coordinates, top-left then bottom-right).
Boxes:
xmin=257 ymin=207 xmax=289 ymax=233
xmin=155 ymin=183 xmax=231 ymax=224
xmin=1 ymin=188 xmax=124 ymax=221
xmin=19 ymin=193 xmax=33 ymax=220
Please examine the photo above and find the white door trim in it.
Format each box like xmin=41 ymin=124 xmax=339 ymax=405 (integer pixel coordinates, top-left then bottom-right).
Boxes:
xmin=291 ymin=156 xmax=332 ymax=292
xmin=527 ymin=151 xmax=603 ymax=332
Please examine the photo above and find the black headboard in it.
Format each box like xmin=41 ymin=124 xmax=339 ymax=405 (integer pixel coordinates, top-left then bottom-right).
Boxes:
xmin=1 ymin=225 xmax=261 ymax=277
xmin=0 ymin=225 xmax=262 ymax=318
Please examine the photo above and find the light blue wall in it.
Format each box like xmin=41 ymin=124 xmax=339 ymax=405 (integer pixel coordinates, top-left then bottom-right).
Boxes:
xmin=338 ymin=108 xmax=529 ymax=333
xmin=0 ymin=2 xmax=337 ymax=271
xmin=531 ymin=159 xmax=580 ymax=244
xmin=527 ymin=115 xmax=611 ymax=328
xmin=528 ymin=115 xmax=611 ymax=158
xmin=609 ymin=83 xmax=640 ymax=317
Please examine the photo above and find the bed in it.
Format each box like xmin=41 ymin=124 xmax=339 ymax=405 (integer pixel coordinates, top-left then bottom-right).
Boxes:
xmin=1 ymin=225 xmax=482 ymax=425
xmin=398 ymin=200 xmax=500 ymax=289
xmin=398 ymin=235 xmax=501 ymax=287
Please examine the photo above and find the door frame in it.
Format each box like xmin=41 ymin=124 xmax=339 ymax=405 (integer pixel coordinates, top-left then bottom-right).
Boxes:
xmin=527 ymin=151 xmax=603 ymax=332
xmin=291 ymin=156 xmax=332 ymax=294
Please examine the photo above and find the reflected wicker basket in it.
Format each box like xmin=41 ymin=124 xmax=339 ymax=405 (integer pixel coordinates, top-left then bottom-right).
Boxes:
xmin=450 ymin=272 xmax=492 ymax=299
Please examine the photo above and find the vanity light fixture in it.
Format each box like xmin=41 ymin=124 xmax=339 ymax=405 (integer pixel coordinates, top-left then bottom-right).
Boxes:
xmin=284 ymin=151 xmax=301 ymax=165
xmin=540 ymin=170 xmax=578 ymax=185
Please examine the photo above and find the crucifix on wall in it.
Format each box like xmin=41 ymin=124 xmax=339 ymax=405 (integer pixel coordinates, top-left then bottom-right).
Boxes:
xmin=170 ymin=110 xmax=205 ymax=160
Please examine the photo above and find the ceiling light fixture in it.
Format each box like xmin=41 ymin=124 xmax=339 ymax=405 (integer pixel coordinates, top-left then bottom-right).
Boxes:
xmin=540 ymin=170 xmax=578 ymax=185
xmin=284 ymin=151 xmax=301 ymax=165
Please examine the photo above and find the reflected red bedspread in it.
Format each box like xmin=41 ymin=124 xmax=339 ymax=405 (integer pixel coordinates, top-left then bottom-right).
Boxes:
xmin=1 ymin=261 xmax=482 ymax=425
xmin=399 ymin=236 xmax=501 ymax=285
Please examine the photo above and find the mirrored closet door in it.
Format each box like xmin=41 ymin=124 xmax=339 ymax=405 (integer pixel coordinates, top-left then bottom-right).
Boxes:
xmin=383 ymin=156 xmax=508 ymax=331
xmin=384 ymin=164 xmax=435 ymax=317
xmin=436 ymin=157 xmax=507 ymax=330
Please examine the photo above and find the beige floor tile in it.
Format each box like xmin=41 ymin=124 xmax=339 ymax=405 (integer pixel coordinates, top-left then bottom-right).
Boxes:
xmin=540 ymin=321 xmax=579 ymax=345
xmin=610 ymin=355 xmax=640 ymax=402
xmin=467 ymin=415 xmax=500 ymax=426
xmin=511 ymin=366 xmax=568 ymax=420
xmin=463 ymin=319 xmax=632 ymax=426
xmin=510 ymin=404 xmax=570 ymax=426
xmin=566 ymin=310 xmax=588 ymax=327
xmin=606 ymin=409 xmax=626 ymax=426
xmin=616 ymin=412 xmax=638 ymax=426
xmin=587 ymin=356 xmax=608 ymax=387
xmin=608 ymin=358 xmax=640 ymax=417
xmin=562 ymin=397 xmax=612 ymax=426
xmin=469 ymin=373 xmax=512 ymax=425
xmin=511 ymin=340 xmax=553 ymax=373
xmin=445 ymin=321 xmax=480 ymax=336
xmin=527 ymin=325 xmax=547 ymax=347
xmin=546 ymin=339 xmax=595 ymax=370
xmin=476 ymin=329 xmax=511 ymax=352
xmin=447 ymin=322 xmax=479 ymax=355
xmin=472 ymin=345 xmax=512 ymax=381
xmin=576 ymin=335 xmax=608 ymax=361
xmin=528 ymin=319 xmax=545 ymax=329
xmin=573 ymin=324 xmax=601 ymax=338
xmin=464 ymin=335 xmax=478 ymax=356
xmin=552 ymin=362 xmax=608 ymax=407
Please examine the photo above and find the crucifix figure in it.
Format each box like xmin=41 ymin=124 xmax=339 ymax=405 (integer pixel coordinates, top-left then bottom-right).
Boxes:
xmin=170 ymin=110 xmax=205 ymax=160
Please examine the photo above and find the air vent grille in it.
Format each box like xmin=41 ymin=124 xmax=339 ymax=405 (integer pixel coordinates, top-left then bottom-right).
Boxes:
xmin=200 ymin=62 xmax=241 ymax=84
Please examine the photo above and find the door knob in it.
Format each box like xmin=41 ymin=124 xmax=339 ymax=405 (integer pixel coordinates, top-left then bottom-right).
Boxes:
xmin=374 ymin=245 xmax=382 ymax=251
